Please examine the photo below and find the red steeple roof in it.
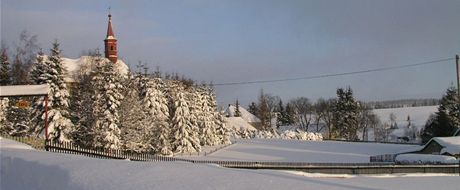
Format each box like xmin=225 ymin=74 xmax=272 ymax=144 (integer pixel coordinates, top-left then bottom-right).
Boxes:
xmin=106 ymin=14 xmax=115 ymax=38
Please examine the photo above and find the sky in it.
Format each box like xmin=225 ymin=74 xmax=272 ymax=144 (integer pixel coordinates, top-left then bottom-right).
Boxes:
xmin=2 ymin=0 xmax=460 ymax=106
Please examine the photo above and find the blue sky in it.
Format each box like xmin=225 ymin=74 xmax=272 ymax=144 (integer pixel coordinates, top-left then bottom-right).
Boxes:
xmin=2 ymin=0 xmax=460 ymax=106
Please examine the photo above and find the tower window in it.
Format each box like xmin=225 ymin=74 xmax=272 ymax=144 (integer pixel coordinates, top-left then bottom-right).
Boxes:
xmin=111 ymin=46 xmax=114 ymax=50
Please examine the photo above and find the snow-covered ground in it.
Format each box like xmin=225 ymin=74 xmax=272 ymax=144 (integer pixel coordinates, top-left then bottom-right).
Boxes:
xmin=1 ymin=138 xmax=459 ymax=190
xmin=182 ymin=139 xmax=420 ymax=163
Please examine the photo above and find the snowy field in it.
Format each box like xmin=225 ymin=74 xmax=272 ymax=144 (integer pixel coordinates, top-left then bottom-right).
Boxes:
xmin=373 ymin=106 xmax=437 ymax=127
xmin=1 ymin=138 xmax=459 ymax=190
xmin=182 ymin=139 xmax=420 ymax=162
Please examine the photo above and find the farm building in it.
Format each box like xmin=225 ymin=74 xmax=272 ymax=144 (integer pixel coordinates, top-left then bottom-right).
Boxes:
xmin=413 ymin=136 xmax=460 ymax=158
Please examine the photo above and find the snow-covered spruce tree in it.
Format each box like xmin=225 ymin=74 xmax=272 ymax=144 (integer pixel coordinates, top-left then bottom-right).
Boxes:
xmin=141 ymin=77 xmax=173 ymax=155
xmin=0 ymin=48 xmax=11 ymax=132
xmin=30 ymin=42 xmax=73 ymax=142
xmin=120 ymin=74 xmax=155 ymax=153
xmin=69 ymin=57 xmax=96 ymax=148
xmin=1 ymin=101 xmax=31 ymax=136
xmin=0 ymin=47 xmax=11 ymax=85
xmin=333 ymin=87 xmax=359 ymax=140
xmin=215 ymin=110 xmax=231 ymax=145
xmin=91 ymin=54 xmax=124 ymax=149
xmin=196 ymin=86 xmax=219 ymax=146
xmin=170 ymin=85 xmax=201 ymax=154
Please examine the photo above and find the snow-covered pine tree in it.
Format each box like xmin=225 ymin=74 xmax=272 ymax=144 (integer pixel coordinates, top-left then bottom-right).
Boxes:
xmin=333 ymin=87 xmax=359 ymax=140
xmin=215 ymin=110 xmax=231 ymax=145
xmin=207 ymin=88 xmax=231 ymax=145
xmin=186 ymin=85 xmax=201 ymax=141
xmin=170 ymin=85 xmax=201 ymax=153
xmin=30 ymin=42 xmax=73 ymax=142
xmin=120 ymin=74 xmax=155 ymax=153
xmin=141 ymin=77 xmax=173 ymax=155
xmin=69 ymin=57 xmax=97 ymax=148
xmin=0 ymin=47 xmax=10 ymax=132
xmin=0 ymin=47 xmax=11 ymax=85
xmin=197 ymin=86 xmax=219 ymax=146
xmin=91 ymin=53 xmax=124 ymax=149
xmin=1 ymin=101 xmax=31 ymax=136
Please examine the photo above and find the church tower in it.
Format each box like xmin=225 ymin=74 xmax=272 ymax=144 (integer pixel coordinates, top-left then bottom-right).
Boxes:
xmin=104 ymin=13 xmax=118 ymax=63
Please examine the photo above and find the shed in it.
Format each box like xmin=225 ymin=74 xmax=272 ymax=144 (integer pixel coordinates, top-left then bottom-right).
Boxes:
xmin=416 ymin=136 xmax=460 ymax=158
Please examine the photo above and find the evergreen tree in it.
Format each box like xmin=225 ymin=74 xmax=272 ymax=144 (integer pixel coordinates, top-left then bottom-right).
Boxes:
xmin=30 ymin=42 xmax=73 ymax=142
xmin=422 ymin=86 xmax=459 ymax=142
xmin=234 ymin=99 xmax=242 ymax=117
xmin=198 ymin=87 xmax=219 ymax=146
xmin=276 ymin=99 xmax=287 ymax=127
xmin=1 ymin=101 xmax=31 ymax=136
xmin=142 ymin=77 xmax=173 ymax=155
xmin=91 ymin=54 xmax=124 ymax=149
xmin=248 ymin=102 xmax=258 ymax=116
xmin=69 ymin=56 xmax=97 ymax=147
xmin=0 ymin=47 xmax=11 ymax=85
xmin=333 ymin=87 xmax=359 ymax=140
xmin=120 ymin=75 xmax=155 ymax=153
xmin=171 ymin=86 xmax=201 ymax=153
xmin=215 ymin=110 xmax=231 ymax=145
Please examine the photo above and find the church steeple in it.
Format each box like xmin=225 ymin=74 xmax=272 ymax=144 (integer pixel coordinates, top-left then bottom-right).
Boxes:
xmin=104 ymin=11 xmax=118 ymax=63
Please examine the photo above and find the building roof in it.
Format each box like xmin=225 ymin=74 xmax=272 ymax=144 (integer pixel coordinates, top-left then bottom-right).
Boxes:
xmin=61 ymin=56 xmax=129 ymax=83
xmin=0 ymin=84 xmax=49 ymax=97
xmin=432 ymin=136 xmax=460 ymax=155
xmin=415 ymin=136 xmax=460 ymax=156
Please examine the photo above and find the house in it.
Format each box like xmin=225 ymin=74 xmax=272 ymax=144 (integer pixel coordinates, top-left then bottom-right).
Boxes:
xmin=412 ymin=136 xmax=460 ymax=158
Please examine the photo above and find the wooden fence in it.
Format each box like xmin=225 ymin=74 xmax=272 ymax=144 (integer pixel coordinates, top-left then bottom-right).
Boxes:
xmin=2 ymin=135 xmax=458 ymax=175
xmin=44 ymin=140 xmax=459 ymax=174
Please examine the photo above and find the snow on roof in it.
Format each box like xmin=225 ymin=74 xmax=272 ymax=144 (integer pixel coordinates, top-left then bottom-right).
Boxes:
xmin=61 ymin=56 xmax=129 ymax=82
xmin=0 ymin=84 xmax=49 ymax=97
xmin=225 ymin=117 xmax=257 ymax=131
xmin=432 ymin=136 xmax=460 ymax=155
xmin=225 ymin=104 xmax=260 ymax=123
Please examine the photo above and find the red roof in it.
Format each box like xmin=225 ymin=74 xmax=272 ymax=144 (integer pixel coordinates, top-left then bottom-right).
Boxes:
xmin=106 ymin=14 xmax=115 ymax=38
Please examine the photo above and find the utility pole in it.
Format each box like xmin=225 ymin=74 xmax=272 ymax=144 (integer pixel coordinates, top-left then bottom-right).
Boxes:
xmin=457 ymin=55 xmax=460 ymax=103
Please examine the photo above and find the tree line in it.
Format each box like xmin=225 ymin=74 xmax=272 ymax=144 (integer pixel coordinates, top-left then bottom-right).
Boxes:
xmin=245 ymin=87 xmax=458 ymax=142
xmin=0 ymin=37 xmax=231 ymax=155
